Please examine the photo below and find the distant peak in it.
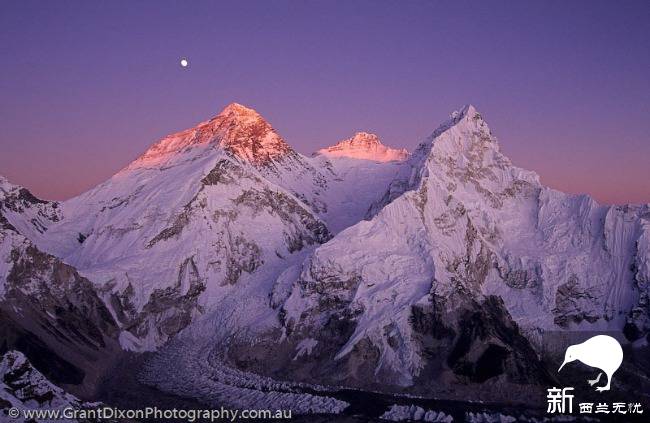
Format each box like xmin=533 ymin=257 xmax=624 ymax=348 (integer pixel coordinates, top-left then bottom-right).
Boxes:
xmin=348 ymin=132 xmax=382 ymax=146
xmin=316 ymin=132 xmax=408 ymax=162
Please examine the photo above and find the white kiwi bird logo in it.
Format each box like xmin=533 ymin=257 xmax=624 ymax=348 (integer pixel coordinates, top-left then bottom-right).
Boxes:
xmin=558 ymin=335 xmax=623 ymax=392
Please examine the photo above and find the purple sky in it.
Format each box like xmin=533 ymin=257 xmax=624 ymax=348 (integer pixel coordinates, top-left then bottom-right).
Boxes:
xmin=1 ymin=1 xmax=648 ymax=204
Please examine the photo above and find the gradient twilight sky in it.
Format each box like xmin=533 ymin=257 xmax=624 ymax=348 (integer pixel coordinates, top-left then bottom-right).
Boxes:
xmin=1 ymin=1 xmax=648 ymax=204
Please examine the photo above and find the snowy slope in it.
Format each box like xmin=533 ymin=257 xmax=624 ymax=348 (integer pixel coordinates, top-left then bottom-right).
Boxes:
xmin=38 ymin=146 xmax=329 ymax=349
xmin=309 ymin=149 xmax=406 ymax=233
xmin=308 ymin=132 xmax=408 ymax=232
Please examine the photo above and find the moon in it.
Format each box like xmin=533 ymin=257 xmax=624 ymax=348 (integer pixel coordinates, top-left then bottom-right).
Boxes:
xmin=180 ymin=58 xmax=189 ymax=68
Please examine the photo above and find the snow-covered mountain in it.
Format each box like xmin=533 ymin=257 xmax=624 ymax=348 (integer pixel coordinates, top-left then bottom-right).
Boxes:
xmin=258 ymin=105 xmax=650 ymax=397
xmin=10 ymin=103 xmax=407 ymax=352
xmin=316 ymin=132 xmax=408 ymax=163
xmin=145 ymin=104 xmax=648 ymax=404
xmin=1 ymin=102 xmax=648 ymax=409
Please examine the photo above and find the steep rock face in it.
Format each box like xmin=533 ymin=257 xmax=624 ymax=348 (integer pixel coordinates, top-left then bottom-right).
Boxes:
xmin=316 ymin=132 xmax=408 ymax=162
xmin=0 ymin=176 xmax=61 ymax=242
xmin=0 ymin=183 xmax=121 ymax=396
xmin=256 ymin=105 xmax=650 ymax=396
xmin=0 ymin=350 xmax=98 ymax=418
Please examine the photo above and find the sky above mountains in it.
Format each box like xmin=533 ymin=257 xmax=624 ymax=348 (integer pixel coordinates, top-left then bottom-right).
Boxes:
xmin=0 ymin=0 xmax=648 ymax=204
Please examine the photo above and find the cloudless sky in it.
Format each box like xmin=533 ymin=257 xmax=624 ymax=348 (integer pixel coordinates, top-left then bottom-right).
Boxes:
xmin=1 ymin=0 xmax=648 ymax=204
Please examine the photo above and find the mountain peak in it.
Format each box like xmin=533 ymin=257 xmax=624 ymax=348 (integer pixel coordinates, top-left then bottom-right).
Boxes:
xmin=458 ymin=104 xmax=478 ymax=118
xmin=218 ymin=102 xmax=264 ymax=123
xmin=222 ymin=102 xmax=255 ymax=113
xmin=447 ymin=104 xmax=482 ymax=126
xmin=210 ymin=102 xmax=294 ymax=164
xmin=316 ymin=132 xmax=408 ymax=162
xmin=131 ymin=102 xmax=293 ymax=168
xmin=350 ymin=132 xmax=381 ymax=145
xmin=0 ymin=174 xmax=11 ymax=190
xmin=420 ymin=104 xmax=491 ymax=149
